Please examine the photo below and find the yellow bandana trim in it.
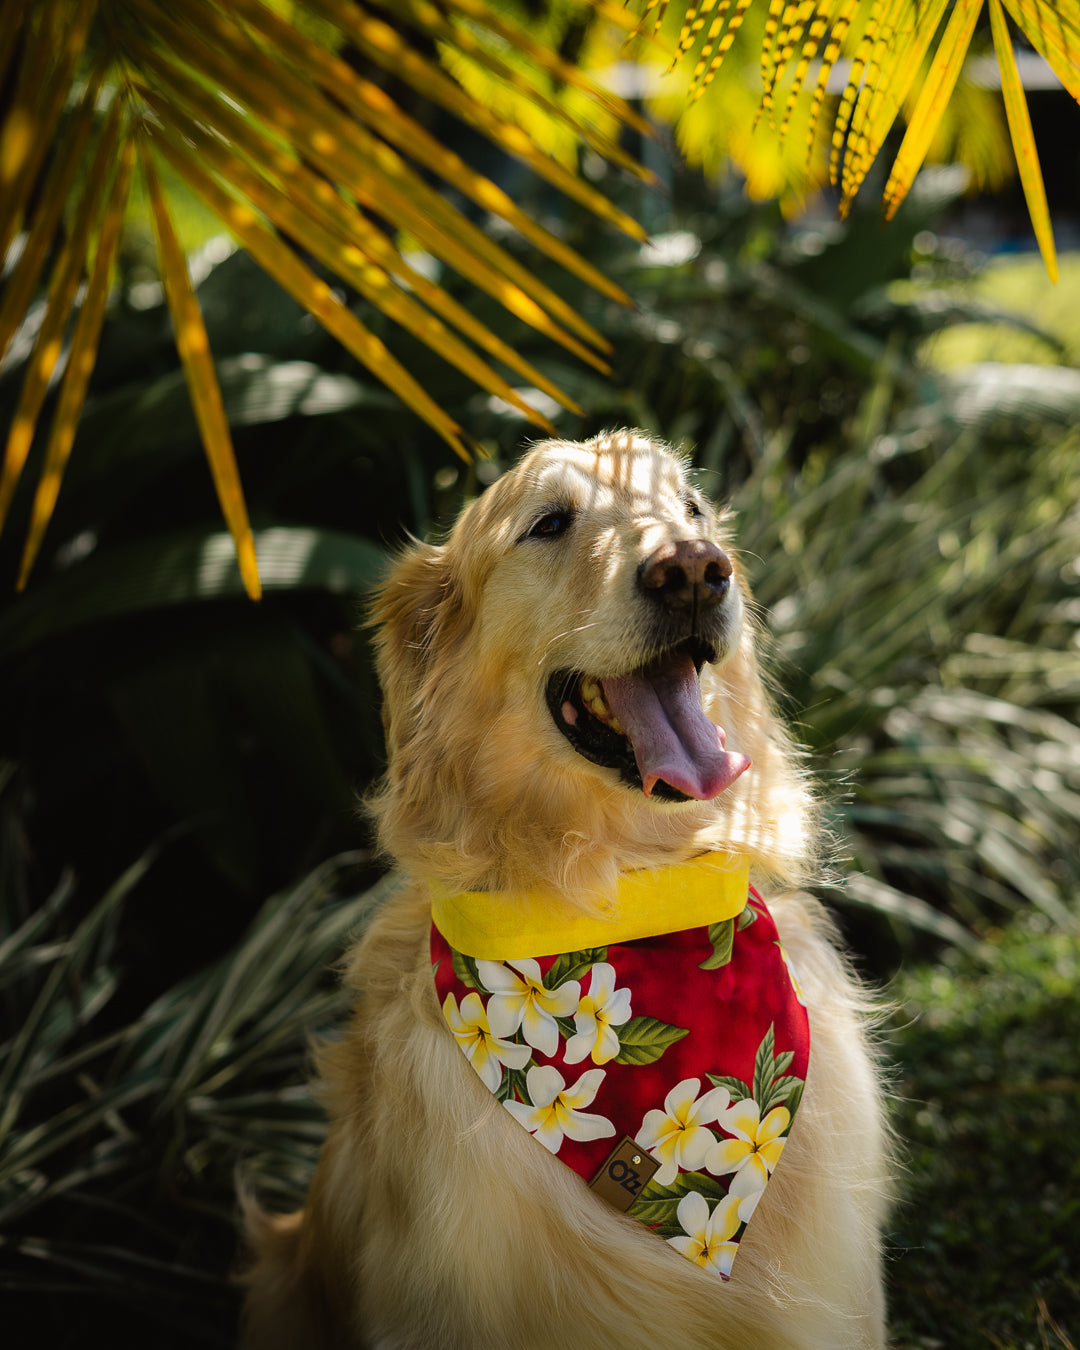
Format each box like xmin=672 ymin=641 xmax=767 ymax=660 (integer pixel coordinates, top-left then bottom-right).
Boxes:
xmin=430 ymin=853 xmax=750 ymax=961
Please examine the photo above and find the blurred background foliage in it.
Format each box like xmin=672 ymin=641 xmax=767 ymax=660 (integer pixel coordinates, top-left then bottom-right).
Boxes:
xmin=2 ymin=0 xmax=1080 ymax=1347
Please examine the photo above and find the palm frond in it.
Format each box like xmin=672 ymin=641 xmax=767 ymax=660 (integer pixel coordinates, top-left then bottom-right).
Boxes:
xmin=989 ymin=0 xmax=1056 ymax=281
xmin=881 ymin=0 xmax=985 ymax=220
xmin=14 ymin=137 xmax=135 ymax=591
xmin=5 ymin=0 xmax=1080 ymax=601
xmin=0 ymin=0 xmax=650 ymax=595
xmin=661 ymin=0 xmax=1079 ymax=258
xmin=142 ymin=144 xmax=261 ymax=599
xmin=0 ymin=99 xmax=124 ymax=538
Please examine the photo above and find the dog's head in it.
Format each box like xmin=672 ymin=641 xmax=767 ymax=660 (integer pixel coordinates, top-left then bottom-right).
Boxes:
xmin=368 ymin=431 xmax=813 ymax=897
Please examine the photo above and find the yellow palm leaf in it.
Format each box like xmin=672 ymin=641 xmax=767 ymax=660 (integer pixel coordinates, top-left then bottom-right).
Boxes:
xmin=138 ymin=89 xmax=561 ymax=430
xmin=143 ymin=145 xmax=262 ymax=601
xmin=0 ymin=68 xmax=104 ymax=365
xmin=416 ymin=0 xmax=653 ymax=163
xmin=0 ymin=0 xmax=95 ymax=262
xmin=845 ymin=0 xmax=951 ymax=200
xmin=881 ymin=0 xmax=984 ymax=220
xmin=311 ymin=0 xmax=652 ymax=214
xmin=990 ymin=0 xmax=1057 ymax=281
xmin=226 ymin=0 xmax=631 ymax=307
xmin=659 ymin=0 xmax=1079 ymax=252
xmin=128 ymin=48 xmax=580 ymax=414
xmin=688 ymin=0 xmax=756 ymax=100
xmin=146 ymin=125 xmax=475 ymax=463
xmin=126 ymin=0 xmax=613 ymax=361
xmin=2 ymin=0 xmax=659 ymax=583
xmin=1001 ymin=0 xmax=1080 ymax=104
xmin=17 ymin=139 xmax=136 ymax=591
xmin=798 ymin=0 xmax=858 ymax=171
xmin=0 ymin=102 xmax=123 ymax=535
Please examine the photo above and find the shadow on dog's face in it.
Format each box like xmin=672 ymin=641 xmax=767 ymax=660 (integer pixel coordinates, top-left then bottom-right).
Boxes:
xmin=461 ymin=435 xmax=750 ymax=805
xmin=369 ymin=431 xmax=791 ymax=894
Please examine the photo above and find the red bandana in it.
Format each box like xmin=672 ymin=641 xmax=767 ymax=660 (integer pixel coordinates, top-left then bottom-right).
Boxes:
xmin=430 ymin=858 xmax=810 ymax=1280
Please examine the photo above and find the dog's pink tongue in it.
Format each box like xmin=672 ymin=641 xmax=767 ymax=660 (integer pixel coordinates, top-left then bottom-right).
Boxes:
xmin=602 ymin=651 xmax=751 ymax=800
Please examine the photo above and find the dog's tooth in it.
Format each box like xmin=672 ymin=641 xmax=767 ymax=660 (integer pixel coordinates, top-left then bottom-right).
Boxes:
xmin=583 ymin=680 xmax=608 ymax=719
xmin=579 ymin=676 xmax=625 ymax=734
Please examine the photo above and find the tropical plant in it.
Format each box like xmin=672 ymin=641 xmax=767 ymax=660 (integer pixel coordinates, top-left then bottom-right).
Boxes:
xmin=737 ymin=413 xmax=1080 ymax=954
xmin=0 ymin=772 xmax=390 ymax=1346
xmin=3 ymin=0 xmax=1080 ymax=598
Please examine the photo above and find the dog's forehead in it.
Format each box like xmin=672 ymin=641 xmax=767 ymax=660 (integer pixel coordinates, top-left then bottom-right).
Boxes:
xmin=524 ymin=440 xmax=686 ymax=505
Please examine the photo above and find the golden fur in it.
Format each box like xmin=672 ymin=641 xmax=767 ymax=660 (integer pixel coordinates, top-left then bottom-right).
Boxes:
xmin=241 ymin=431 xmax=891 ymax=1349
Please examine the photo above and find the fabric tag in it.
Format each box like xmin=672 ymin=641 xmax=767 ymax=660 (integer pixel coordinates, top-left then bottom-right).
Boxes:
xmin=589 ymin=1135 xmax=661 ymax=1212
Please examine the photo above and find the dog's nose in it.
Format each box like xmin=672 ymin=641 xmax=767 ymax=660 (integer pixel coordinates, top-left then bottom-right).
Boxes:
xmin=639 ymin=540 xmax=732 ymax=611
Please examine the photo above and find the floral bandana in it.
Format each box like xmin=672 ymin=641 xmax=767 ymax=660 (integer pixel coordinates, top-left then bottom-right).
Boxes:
xmin=430 ymin=854 xmax=810 ymax=1280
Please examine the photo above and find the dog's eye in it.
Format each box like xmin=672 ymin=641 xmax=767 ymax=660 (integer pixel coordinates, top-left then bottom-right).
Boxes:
xmin=527 ymin=509 xmax=573 ymax=540
xmin=683 ymin=496 xmax=704 ymax=520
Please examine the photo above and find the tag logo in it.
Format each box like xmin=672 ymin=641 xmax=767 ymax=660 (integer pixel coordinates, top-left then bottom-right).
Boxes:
xmin=588 ymin=1135 xmax=661 ymax=1213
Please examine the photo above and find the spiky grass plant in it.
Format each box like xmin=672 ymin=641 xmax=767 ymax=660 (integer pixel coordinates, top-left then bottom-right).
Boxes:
xmin=734 ymin=394 xmax=1080 ymax=951
xmin=0 ymin=813 xmax=395 ymax=1345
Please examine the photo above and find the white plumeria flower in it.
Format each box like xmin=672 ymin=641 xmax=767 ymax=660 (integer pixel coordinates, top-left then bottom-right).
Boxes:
xmin=636 ymin=1077 xmax=731 ymax=1185
xmin=503 ymin=1065 xmax=615 ymax=1155
xmin=441 ymin=991 xmax=532 ymax=1093
xmin=563 ymin=962 xmax=632 ymax=1065
xmin=706 ymin=1098 xmax=790 ymax=1216
xmin=477 ymin=958 xmax=580 ymax=1057
xmin=667 ymin=1190 xmax=742 ymax=1280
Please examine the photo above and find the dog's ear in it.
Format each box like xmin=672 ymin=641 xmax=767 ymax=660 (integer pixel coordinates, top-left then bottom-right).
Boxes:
xmin=369 ymin=538 xmax=469 ymax=746
xmin=370 ymin=539 xmax=450 ymax=656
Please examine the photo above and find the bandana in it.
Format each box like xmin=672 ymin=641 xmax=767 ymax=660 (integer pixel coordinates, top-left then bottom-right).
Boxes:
xmin=430 ymin=854 xmax=810 ymax=1280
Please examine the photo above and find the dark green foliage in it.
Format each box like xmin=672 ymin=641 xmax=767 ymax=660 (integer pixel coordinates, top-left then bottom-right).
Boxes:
xmin=887 ymin=915 xmax=1080 ymax=1349
xmin=0 ymin=802 xmax=389 ymax=1347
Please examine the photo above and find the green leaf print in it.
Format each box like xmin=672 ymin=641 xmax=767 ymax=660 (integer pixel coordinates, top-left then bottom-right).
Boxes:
xmin=546 ymin=947 xmax=608 ymax=988
xmin=451 ymin=948 xmax=483 ymax=992
xmin=613 ymin=1015 xmax=689 ymax=1065
xmin=746 ymin=1025 xmax=806 ymax=1115
xmin=779 ymin=1078 xmax=804 ymax=1116
xmin=496 ymin=1064 xmax=530 ymax=1103
xmin=699 ymin=918 xmax=735 ymax=970
xmin=752 ymin=1024 xmax=778 ymax=1104
xmin=707 ymin=1073 xmax=752 ymax=1100
xmin=772 ymin=1049 xmax=795 ymax=1077
xmin=630 ymin=1171 xmax=731 ymax=1238
xmin=759 ymin=1074 xmax=801 ymax=1114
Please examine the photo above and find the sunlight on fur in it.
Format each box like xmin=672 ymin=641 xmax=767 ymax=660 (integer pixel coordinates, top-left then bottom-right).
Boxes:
xmin=240 ymin=431 xmax=892 ymax=1350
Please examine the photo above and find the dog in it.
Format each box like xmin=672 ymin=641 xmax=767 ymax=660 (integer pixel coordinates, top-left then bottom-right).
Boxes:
xmin=241 ymin=430 xmax=890 ymax=1349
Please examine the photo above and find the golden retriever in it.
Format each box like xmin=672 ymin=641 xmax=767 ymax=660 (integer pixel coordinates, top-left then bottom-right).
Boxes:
xmin=241 ymin=430 xmax=890 ymax=1349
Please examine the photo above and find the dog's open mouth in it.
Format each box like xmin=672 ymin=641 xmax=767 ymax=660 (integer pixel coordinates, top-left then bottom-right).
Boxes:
xmin=546 ymin=639 xmax=751 ymax=802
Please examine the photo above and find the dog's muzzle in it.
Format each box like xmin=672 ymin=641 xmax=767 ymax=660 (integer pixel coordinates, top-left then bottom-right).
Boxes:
xmin=546 ymin=542 xmax=750 ymax=802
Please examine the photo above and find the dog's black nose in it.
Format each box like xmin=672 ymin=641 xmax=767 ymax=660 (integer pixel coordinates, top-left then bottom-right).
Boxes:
xmin=639 ymin=540 xmax=732 ymax=611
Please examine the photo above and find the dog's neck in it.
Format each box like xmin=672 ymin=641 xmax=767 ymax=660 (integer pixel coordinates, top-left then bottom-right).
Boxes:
xmin=430 ymin=852 xmax=749 ymax=961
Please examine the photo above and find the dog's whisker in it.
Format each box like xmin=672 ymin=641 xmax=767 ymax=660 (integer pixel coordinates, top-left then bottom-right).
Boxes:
xmin=537 ymin=619 xmax=599 ymax=665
